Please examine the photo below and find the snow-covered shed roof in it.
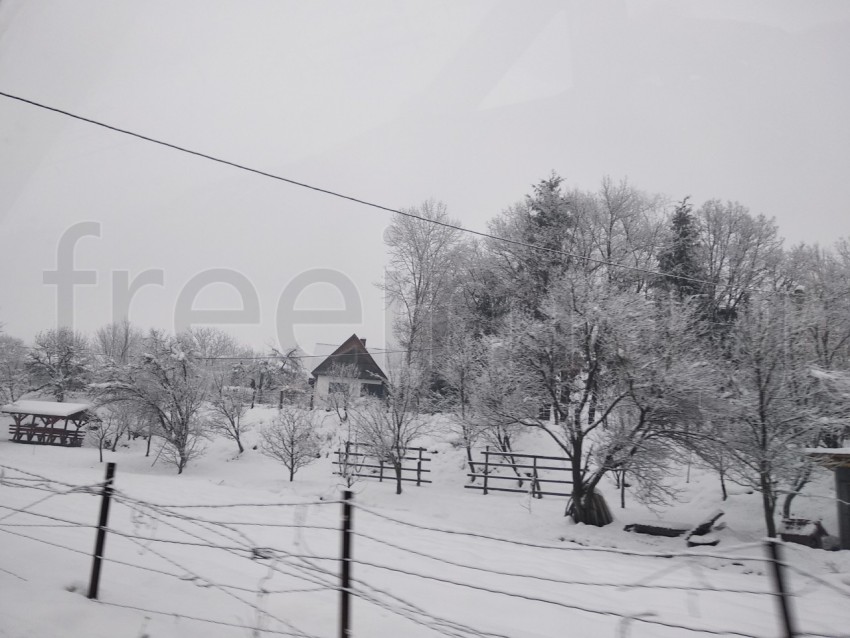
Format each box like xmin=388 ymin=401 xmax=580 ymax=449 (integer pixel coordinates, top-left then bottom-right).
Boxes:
xmin=806 ymin=448 xmax=850 ymax=469
xmin=1 ymin=400 xmax=93 ymax=418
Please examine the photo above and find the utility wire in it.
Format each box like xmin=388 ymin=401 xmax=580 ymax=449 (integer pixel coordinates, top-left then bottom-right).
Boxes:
xmin=0 ymin=89 xmax=773 ymax=294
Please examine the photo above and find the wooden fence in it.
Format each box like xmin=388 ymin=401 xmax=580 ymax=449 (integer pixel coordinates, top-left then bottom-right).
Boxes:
xmin=464 ymin=446 xmax=572 ymax=498
xmin=333 ymin=442 xmax=432 ymax=486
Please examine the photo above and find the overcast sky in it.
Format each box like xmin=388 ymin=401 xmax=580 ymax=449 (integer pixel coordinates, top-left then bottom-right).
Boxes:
xmin=0 ymin=0 xmax=848 ymax=353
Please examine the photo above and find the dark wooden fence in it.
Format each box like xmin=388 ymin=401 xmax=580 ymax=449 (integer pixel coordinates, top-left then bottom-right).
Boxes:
xmin=333 ymin=442 xmax=432 ymax=486
xmin=464 ymin=446 xmax=572 ymax=498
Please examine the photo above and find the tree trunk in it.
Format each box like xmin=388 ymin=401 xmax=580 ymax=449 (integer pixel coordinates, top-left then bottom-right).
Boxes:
xmin=620 ymin=475 xmax=626 ymax=509
xmin=782 ymin=465 xmax=812 ymax=519
xmin=466 ymin=445 xmax=476 ymax=483
xmin=568 ymin=489 xmax=613 ymax=526
xmin=289 ymin=465 xmax=295 ymax=482
xmin=760 ymin=473 xmax=777 ymax=537
xmin=394 ymin=462 xmax=403 ymax=495
xmin=145 ymin=431 xmax=153 ymax=457
xmin=719 ymin=468 xmax=728 ymax=501
xmin=99 ymin=442 xmax=103 ymax=463
xmin=236 ymin=437 xmax=244 ymax=455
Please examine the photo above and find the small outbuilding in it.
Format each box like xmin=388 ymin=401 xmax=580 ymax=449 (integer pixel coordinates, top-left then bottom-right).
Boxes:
xmin=311 ymin=334 xmax=387 ymax=408
xmin=806 ymin=448 xmax=850 ymax=550
xmin=2 ymin=400 xmax=93 ymax=447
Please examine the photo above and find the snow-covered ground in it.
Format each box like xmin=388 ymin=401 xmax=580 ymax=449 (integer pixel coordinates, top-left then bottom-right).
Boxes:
xmin=1 ymin=407 xmax=848 ymax=638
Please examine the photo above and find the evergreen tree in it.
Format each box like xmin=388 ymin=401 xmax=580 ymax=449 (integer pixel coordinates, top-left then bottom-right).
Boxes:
xmin=657 ymin=197 xmax=702 ymax=300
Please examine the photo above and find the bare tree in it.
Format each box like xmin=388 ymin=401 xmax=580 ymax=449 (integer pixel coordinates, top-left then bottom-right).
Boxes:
xmin=349 ymin=362 xmax=430 ymax=494
xmin=0 ymin=334 xmax=29 ymax=403
xmin=322 ymin=362 xmax=362 ymax=423
xmin=382 ymin=199 xmax=463 ymax=363
xmin=260 ymin=407 xmax=319 ymax=481
xmin=695 ymin=200 xmax=784 ymax=323
xmin=94 ymin=319 xmax=144 ymax=366
xmin=208 ymin=372 xmax=252 ymax=454
xmin=27 ymin=328 xmax=91 ymax=401
xmin=88 ymin=406 xmax=123 ymax=463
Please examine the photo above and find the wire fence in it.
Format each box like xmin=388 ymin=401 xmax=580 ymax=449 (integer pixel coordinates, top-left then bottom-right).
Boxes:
xmin=0 ymin=461 xmax=848 ymax=638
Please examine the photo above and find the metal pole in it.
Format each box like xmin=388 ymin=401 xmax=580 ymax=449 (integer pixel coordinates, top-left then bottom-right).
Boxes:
xmin=88 ymin=462 xmax=116 ymax=600
xmin=766 ymin=539 xmax=797 ymax=638
xmin=340 ymin=490 xmax=353 ymax=638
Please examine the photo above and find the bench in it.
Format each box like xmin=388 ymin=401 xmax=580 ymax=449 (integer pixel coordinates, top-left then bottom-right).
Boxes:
xmin=9 ymin=425 xmax=85 ymax=447
xmin=625 ymin=510 xmax=725 ymax=542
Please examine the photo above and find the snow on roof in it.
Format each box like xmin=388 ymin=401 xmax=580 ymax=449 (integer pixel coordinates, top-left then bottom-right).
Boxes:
xmin=1 ymin=400 xmax=93 ymax=417
xmin=806 ymin=448 xmax=850 ymax=456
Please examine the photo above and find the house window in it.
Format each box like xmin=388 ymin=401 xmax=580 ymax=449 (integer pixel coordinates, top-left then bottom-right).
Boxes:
xmin=361 ymin=383 xmax=384 ymax=398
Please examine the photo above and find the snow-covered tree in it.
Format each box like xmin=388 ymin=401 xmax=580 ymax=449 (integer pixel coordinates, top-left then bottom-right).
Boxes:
xmin=657 ymin=197 xmax=702 ymax=300
xmin=100 ymin=331 xmax=210 ymax=474
xmin=472 ymin=275 xmax=713 ymax=526
xmin=718 ymin=295 xmax=842 ymax=536
xmin=27 ymin=328 xmax=91 ymax=401
xmin=0 ymin=334 xmax=29 ymax=403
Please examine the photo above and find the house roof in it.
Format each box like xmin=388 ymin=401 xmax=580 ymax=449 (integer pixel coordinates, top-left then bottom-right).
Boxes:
xmin=311 ymin=334 xmax=387 ymax=381
xmin=1 ymin=400 xmax=93 ymax=418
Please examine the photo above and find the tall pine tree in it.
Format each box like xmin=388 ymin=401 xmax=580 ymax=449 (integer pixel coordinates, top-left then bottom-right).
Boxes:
xmin=657 ymin=197 xmax=702 ymax=300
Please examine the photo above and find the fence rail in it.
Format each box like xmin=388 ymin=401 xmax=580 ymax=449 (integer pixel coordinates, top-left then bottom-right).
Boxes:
xmin=465 ymin=446 xmax=573 ymax=498
xmin=333 ymin=442 xmax=432 ymax=486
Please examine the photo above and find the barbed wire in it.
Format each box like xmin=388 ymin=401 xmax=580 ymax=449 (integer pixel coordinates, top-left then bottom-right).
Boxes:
xmin=353 ymin=528 xmax=776 ymax=597
xmin=1 ymin=463 xmax=844 ymax=638
xmin=0 ymin=503 xmax=96 ymax=529
xmin=110 ymin=490 xmax=339 ymax=509
xmin=92 ymin=600 xmax=313 ymax=637
xmin=353 ymin=504 xmax=770 ymax=563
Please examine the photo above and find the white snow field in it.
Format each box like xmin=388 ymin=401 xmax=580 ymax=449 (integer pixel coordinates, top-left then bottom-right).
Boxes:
xmin=0 ymin=407 xmax=848 ymax=638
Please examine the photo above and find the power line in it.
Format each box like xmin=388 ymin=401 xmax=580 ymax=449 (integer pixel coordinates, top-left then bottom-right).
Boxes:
xmin=0 ymin=89 xmax=772 ymax=294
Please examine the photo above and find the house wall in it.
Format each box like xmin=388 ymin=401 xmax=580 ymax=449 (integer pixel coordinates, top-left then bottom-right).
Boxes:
xmin=313 ymin=374 xmax=383 ymax=408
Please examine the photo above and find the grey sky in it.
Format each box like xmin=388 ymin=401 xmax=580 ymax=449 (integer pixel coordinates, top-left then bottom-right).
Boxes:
xmin=0 ymin=1 xmax=848 ymax=352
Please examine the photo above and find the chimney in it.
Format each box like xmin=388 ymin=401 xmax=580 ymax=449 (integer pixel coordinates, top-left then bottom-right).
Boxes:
xmin=360 ymin=338 xmax=367 ymax=347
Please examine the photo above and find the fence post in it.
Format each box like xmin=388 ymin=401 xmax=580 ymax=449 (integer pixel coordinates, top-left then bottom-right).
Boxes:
xmin=340 ymin=490 xmax=353 ymax=638
xmin=766 ymin=539 xmax=797 ymax=638
xmin=483 ymin=446 xmax=490 ymax=495
xmin=416 ymin=447 xmax=423 ymax=487
xmin=87 ymin=462 xmax=116 ymax=600
xmin=532 ymin=456 xmax=541 ymax=499
xmin=379 ymin=458 xmax=384 ymax=482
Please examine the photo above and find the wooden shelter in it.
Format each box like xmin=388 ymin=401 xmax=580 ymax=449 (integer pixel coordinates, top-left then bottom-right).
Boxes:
xmin=806 ymin=448 xmax=850 ymax=550
xmin=2 ymin=400 xmax=93 ymax=447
